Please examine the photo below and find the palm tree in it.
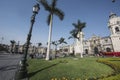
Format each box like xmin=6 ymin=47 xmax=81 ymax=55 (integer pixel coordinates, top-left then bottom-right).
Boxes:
xmin=38 ymin=43 xmax=42 ymax=47
xmin=59 ymin=37 xmax=67 ymax=44
xmin=37 ymin=42 xmax=42 ymax=54
xmin=38 ymin=0 xmax=64 ymax=60
xmin=68 ymin=29 xmax=78 ymax=56
xmin=10 ymin=40 xmax=16 ymax=53
xmin=52 ymin=41 xmax=59 ymax=57
xmin=52 ymin=41 xmax=59 ymax=51
xmin=69 ymin=20 xmax=86 ymax=58
xmin=58 ymin=37 xmax=67 ymax=54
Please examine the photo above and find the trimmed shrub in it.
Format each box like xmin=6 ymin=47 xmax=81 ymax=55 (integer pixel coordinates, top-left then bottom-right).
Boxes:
xmin=97 ymin=58 xmax=120 ymax=80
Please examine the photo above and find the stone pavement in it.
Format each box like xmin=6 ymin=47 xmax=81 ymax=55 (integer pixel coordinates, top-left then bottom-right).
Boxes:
xmin=0 ymin=53 xmax=23 ymax=80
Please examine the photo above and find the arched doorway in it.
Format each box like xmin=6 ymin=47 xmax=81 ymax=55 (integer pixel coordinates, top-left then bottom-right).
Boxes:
xmin=85 ymin=49 xmax=88 ymax=54
xmin=94 ymin=47 xmax=99 ymax=54
xmin=106 ymin=47 xmax=111 ymax=52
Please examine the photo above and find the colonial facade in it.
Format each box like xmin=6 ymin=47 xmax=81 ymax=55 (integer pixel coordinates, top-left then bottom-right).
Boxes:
xmin=9 ymin=43 xmax=47 ymax=54
xmin=60 ymin=13 xmax=120 ymax=55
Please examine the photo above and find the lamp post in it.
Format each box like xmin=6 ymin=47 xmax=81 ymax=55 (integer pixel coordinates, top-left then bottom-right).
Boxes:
xmin=15 ymin=3 xmax=40 ymax=80
xmin=24 ymin=3 xmax=40 ymax=66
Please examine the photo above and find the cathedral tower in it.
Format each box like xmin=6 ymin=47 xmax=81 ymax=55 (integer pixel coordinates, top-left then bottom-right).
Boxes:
xmin=108 ymin=12 xmax=120 ymax=52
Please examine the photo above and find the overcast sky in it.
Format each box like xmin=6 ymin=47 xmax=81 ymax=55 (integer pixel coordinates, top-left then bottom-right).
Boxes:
xmin=0 ymin=0 xmax=120 ymax=46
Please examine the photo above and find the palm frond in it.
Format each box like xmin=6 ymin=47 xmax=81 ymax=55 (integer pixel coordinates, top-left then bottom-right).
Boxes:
xmin=64 ymin=41 xmax=67 ymax=44
xmin=80 ymin=22 xmax=86 ymax=31
xmin=59 ymin=37 xmax=67 ymax=44
xmin=73 ymin=20 xmax=86 ymax=32
xmin=39 ymin=0 xmax=51 ymax=11
xmin=52 ymin=41 xmax=55 ymax=45
xmin=112 ymin=0 xmax=115 ymax=2
xmin=72 ymin=23 xmax=78 ymax=28
xmin=69 ymin=29 xmax=79 ymax=39
xmin=54 ymin=8 xmax=64 ymax=20
xmin=10 ymin=40 xmax=16 ymax=44
xmin=68 ymin=36 xmax=72 ymax=39
xmin=51 ymin=0 xmax=57 ymax=8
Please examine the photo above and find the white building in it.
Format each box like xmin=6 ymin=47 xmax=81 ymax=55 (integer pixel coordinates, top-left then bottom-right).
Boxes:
xmin=61 ymin=13 xmax=120 ymax=55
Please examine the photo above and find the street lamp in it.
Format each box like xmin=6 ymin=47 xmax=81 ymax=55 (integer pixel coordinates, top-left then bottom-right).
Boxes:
xmin=15 ymin=3 xmax=40 ymax=80
xmin=24 ymin=3 xmax=40 ymax=67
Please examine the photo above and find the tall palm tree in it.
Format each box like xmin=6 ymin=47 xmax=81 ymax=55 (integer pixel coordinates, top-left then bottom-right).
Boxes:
xmin=10 ymin=40 xmax=16 ymax=53
xmin=72 ymin=20 xmax=86 ymax=39
xmin=38 ymin=0 xmax=64 ymax=60
xmin=69 ymin=20 xmax=86 ymax=57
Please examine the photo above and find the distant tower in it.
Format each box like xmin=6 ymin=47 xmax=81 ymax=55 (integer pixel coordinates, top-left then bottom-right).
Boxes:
xmin=108 ymin=12 xmax=120 ymax=52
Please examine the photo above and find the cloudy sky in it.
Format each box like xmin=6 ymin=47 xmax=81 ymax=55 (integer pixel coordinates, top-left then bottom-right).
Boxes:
xmin=0 ymin=0 xmax=120 ymax=46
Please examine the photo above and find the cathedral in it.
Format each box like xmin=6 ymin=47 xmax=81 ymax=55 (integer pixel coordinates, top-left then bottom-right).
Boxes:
xmin=8 ymin=13 xmax=120 ymax=56
xmin=61 ymin=13 xmax=120 ymax=55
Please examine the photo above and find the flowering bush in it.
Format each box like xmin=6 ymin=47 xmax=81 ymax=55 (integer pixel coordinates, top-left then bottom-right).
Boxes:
xmin=102 ymin=52 xmax=120 ymax=57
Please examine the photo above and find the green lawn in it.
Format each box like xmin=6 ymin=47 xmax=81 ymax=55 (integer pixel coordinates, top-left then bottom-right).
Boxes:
xmin=28 ymin=57 xmax=115 ymax=80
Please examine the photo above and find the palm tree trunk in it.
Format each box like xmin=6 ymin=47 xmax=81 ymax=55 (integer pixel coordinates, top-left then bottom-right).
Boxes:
xmin=80 ymin=32 xmax=83 ymax=58
xmin=73 ymin=38 xmax=76 ymax=55
xmin=46 ymin=14 xmax=53 ymax=60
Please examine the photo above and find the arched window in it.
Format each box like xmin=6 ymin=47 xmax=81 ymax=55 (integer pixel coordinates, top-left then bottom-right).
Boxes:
xmin=115 ymin=27 xmax=119 ymax=32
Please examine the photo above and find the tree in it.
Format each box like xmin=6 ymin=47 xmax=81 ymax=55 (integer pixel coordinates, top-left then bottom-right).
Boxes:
xmin=59 ymin=37 xmax=67 ymax=45
xmin=52 ymin=41 xmax=59 ymax=57
xmin=52 ymin=41 xmax=59 ymax=51
xmin=72 ymin=20 xmax=86 ymax=40
xmin=38 ymin=0 xmax=64 ymax=60
xmin=69 ymin=20 xmax=86 ymax=57
xmin=68 ymin=29 xmax=78 ymax=56
xmin=58 ymin=37 xmax=67 ymax=54
xmin=10 ymin=40 xmax=16 ymax=53
xmin=38 ymin=43 xmax=42 ymax=47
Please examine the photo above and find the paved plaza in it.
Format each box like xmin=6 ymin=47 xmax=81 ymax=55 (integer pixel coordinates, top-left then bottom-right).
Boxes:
xmin=0 ymin=53 xmax=22 ymax=80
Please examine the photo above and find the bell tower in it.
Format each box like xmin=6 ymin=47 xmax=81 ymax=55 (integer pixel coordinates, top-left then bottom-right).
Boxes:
xmin=108 ymin=12 xmax=120 ymax=52
xmin=108 ymin=12 xmax=120 ymax=35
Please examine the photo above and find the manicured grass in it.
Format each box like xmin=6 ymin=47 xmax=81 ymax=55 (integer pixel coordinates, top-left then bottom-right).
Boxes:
xmin=28 ymin=57 xmax=114 ymax=80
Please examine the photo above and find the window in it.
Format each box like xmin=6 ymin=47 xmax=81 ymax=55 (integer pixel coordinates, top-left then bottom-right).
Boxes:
xmin=94 ymin=40 xmax=96 ymax=44
xmin=84 ymin=41 xmax=87 ymax=44
xmin=115 ymin=27 xmax=119 ymax=32
xmin=105 ymin=39 xmax=108 ymax=43
xmin=117 ymin=21 xmax=120 ymax=24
